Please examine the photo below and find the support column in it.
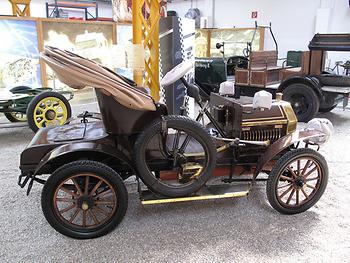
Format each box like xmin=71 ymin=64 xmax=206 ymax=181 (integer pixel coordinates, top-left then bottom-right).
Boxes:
xmin=132 ymin=0 xmax=161 ymax=101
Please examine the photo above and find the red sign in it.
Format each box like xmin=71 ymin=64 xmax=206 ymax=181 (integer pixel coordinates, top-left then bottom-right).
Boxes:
xmin=251 ymin=11 xmax=258 ymax=19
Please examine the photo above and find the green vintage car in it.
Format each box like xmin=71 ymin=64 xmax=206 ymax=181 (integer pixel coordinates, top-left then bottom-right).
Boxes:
xmin=0 ymin=86 xmax=73 ymax=132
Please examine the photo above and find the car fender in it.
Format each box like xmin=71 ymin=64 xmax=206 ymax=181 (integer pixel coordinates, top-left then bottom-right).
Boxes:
xmin=254 ymin=129 xmax=325 ymax=177
xmin=277 ymin=76 xmax=323 ymax=99
xmin=33 ymin=141 xmax=133 ymax=176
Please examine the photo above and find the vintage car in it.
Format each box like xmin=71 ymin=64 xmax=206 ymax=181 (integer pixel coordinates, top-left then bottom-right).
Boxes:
xmin=18 ymin=47 xmax=331 ymax=239
xmin=236 ymin=32 xmax=350 ymax=122
xmin=195 ymin=23 xmax=350 ymax=122
xmin=0 ymin=86 xmax=72 ymax=132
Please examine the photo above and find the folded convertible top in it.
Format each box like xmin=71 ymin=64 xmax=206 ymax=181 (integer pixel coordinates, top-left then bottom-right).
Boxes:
xmin=41 ymin=46 xmax=156 ymax=111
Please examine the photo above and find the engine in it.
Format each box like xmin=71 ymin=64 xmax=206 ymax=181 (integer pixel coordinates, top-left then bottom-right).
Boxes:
xmin=210 ymin=93 xmax=297 ymax=142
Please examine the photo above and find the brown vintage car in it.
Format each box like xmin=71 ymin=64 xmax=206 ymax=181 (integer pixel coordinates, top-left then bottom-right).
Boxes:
xmin=18 ymin=47 xmax=330 ymax=239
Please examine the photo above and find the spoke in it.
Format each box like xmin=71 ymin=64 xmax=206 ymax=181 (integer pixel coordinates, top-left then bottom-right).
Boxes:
xmin=89 ymin=180 xmax=103 ymax=197
xmin=38 ymin=119 xmax=45 ymax=125
xmin=287 ymin=166 xmax=298 ymax=179
xmin=277 ymin=183 xmax=292 ymax=189
xmin=89 ymin=210 xmax=99 ymax=225
xmin=59 ymin=187 xmax=78 ymax=197
xmin=95 ymin=189 xmax=112 ymax=199
xmin=296 ymin=189 xmax=300 ymax=205
xmin=305 ymin=177 xmax=319 ymax=182
xmin=301 ymin=160 xmax=311 ymax=176
xmin=56 ymin=198 xmax=76 ymax=203
xmin=69 ymin=208 xmax=80 ymax=223
xmin=280 ymin=185 xmax=293 ymax=199
xmin=84 ymin=176 xmax=90 ymax=195
xmin=306 ymin=183 xmax=316 ymax=190
xmin=39 ymin=104 xmax=46 ymax=110
xmin=172 ymin=131 xmax=181 ymax=167
xmin=286 ymin=189 xmax=295 ymax=205
xmin=59 ymin=203 xmax=76 ymax=214
xmin=82 ymin=210 xmax=87 ymax=227
xmin=172 ymin=130 xmax=181 ymax=152
xmin=301 ymin=188 xmax=309 ymax=199
xmin=297 ymin=160 xmax=301 ymax=176
xmin=179 ymin=134 xmax=191 ymax=154
xmin=95 ymin=200 xmax=115 ymax=205
xmin=94 ymin=206 xmax=110 ymax=217
xmin=72 ymin=179 xmax=83 ymax=195
xmin=304 ymin=166 xmax=318 ymax=178
xmin=280 ymin=175 xmax=293 ymax=182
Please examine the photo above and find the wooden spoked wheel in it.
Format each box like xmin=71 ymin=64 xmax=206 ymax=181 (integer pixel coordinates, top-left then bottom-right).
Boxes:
xmin=41 ymin=161 xmax=128 ymax=239
xmin=53 ymin=173 xmax=117 ymax=229
xmin=267 ymin=148 xmax=328 ymax=214
xmin=276 ymin=157 xmax=322 ymax=208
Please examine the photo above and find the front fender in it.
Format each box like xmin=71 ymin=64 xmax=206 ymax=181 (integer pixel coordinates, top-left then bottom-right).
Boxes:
xmin=34 ymin=141 xmax=133 ymax=175
xmin=254 ymin=129 xmax=324 ymax=177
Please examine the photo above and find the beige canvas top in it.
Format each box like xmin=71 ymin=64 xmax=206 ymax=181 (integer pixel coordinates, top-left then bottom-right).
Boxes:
xmin=41 ymin=46 xmax=156 ymax=111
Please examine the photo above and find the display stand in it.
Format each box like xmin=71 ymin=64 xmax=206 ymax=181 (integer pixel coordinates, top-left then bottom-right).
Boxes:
xmin=46 ymin=1 xmax=98 ymax=20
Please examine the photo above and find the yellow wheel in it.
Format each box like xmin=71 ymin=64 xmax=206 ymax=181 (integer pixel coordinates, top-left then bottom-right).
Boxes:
xmin=4 ymin=111 xmax=27 ymax=122
xmin=27 ymin=91 xmax=72 ymax=132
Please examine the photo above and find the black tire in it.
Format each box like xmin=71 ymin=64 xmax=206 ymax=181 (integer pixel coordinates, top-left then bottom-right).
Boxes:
xmin=266 ymin=148 xmax=328 ymax=215
xmin=41 ymin=160 xmax=128 ymax=239
xmin=134 ymin=115 xmax=217 ymax=197
xmin=317 ymin=74 xmax=350 ymax=87
xmin=283 ymin=84 xmax=319 ymax=122
xmin=27 ymin=91 xmax=72 ymax=132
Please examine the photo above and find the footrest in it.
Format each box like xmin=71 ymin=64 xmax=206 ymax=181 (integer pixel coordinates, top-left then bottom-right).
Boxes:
xmin=141 ymin=183 xmax=251 ymax=205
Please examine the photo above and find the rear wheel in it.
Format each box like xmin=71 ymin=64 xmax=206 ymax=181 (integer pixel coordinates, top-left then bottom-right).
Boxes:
xmin=134 ymin=116 xmax=216 ymax=197
xmin=266 ymin=148 xmax=328 ymax=215
xmin=283 ymin=84 xmax=319 ymax=122
xmin=27 ymin=91 xmax=71 ymax=132
xmin=41 ymin=161 xmax=128 ymax=239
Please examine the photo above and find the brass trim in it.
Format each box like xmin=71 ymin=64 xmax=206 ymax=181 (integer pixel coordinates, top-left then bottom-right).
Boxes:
xmin=281 ymin=104 xmax=298 ymax=134
xmin=242 ymin=119 xmax=288 ymax=127
xmin=141 ymin=191 xmax=250 ymax=205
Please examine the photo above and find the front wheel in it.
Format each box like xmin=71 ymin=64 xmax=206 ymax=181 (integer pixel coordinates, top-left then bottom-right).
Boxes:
xmin=266 ymin=148 xmax=328 ymax=215
xmin=282 ymin=84 xmax=319 ymax=122
xmin=27 ymin=91 xmax=72 ymax=132
xmin=134 ymin=115 xmax=217 ymax=197
xmin=41 ymin=160 xmax=128 ymax=239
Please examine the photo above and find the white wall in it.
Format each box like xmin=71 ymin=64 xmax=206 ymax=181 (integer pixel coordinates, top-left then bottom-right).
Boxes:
xmin=168 ymin=0 xmax=350 ymax=65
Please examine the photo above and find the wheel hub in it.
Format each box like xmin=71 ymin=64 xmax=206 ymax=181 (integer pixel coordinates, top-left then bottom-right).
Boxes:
xmin=294 ymin=177 xmax=305 ymax=189
xmin=45 ymin=109 xmax=56 ymax=120
xmin=77 ymin=195 xmax=94 ymax=210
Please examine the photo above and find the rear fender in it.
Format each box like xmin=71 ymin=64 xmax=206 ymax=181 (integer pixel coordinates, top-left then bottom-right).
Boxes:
xmin=278 ymin=76 xmax=323 ymax=99
xmin=34 ymin=142 xmax=133 ymax=176
xmin=254 ymin=129 xmax=325 ymax=177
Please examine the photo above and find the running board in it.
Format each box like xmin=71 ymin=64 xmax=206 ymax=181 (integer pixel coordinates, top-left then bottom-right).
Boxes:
xmin=141 ymin=183 xmax=250 ymax=205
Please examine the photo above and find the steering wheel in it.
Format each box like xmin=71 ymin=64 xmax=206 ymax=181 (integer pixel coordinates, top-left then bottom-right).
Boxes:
xmin=161 ymin=60 xmax=194 ymax=86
